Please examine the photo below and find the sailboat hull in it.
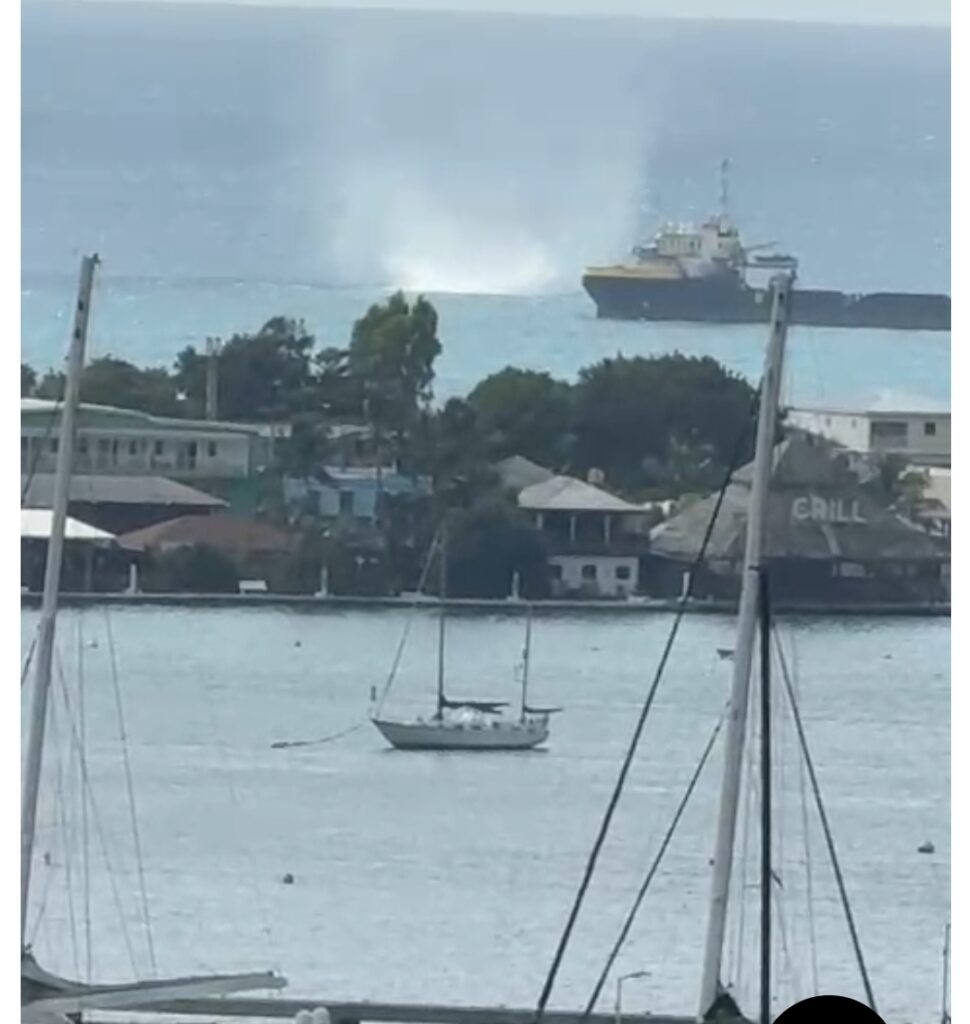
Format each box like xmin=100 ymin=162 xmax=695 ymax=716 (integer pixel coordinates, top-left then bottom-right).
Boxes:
xmin=372 ymin=717 xmax=549 ymax=751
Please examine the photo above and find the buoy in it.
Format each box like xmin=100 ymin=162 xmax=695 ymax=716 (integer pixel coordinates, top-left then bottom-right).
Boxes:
xmin=294 ymin=1011 xmax=314 ymax=1024
xmin=282 ymin=872 xmax=295 ymax=885
xmin=295 ymin=640 xmax=302 ymax=647
xmin=310 ymin=1009 xmax=332 ymax=1024
xmin=918 ymin=841 xmax=935 ymax=854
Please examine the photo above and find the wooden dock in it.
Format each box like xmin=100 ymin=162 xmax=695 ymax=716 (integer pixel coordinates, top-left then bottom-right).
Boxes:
xmin=92 ymin=997 xmax=696 ymax=1024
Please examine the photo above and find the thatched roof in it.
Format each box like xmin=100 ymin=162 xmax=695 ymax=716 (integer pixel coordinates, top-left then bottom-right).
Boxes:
xmin=650 ymin=432 xmax=945 ymax=563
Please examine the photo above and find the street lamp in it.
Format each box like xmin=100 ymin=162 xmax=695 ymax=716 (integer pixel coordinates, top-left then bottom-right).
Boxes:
xmin=614 ymin=970 xmax=650 ymax=1024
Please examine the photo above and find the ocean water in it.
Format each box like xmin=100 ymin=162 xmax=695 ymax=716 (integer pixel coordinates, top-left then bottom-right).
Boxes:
xmin=22 ymin=3 xmax=950 ymax=409
xmin=21 ymin=605 xmax=949 ymax=1021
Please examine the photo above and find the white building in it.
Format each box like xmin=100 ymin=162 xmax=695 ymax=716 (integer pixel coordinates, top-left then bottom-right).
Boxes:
xmin=21 ymin=398 xmax=271 ymax=480
xmin=786 ymin=406 xmax=950 ymax=467
xmin=518 ymin=474 xmax=648 ymax=599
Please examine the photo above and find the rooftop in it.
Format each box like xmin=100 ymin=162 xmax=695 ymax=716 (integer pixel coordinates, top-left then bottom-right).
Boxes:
xmin=518 ymin=475 xmax=642 ymax=514
xmin=650 ymin=432 xmax=946 ymax=563
xmin=21 ymin=398 xmax=264 ymax=436
xmin=21 ymin=509 xmax=115 ymax=544
xmin=21 ymin=474 xmax=227 ymax=509
xmin=118 ymin=513 xmax=295 ymax=553
xmin=495 ymin=455 xmax=555 ymax=493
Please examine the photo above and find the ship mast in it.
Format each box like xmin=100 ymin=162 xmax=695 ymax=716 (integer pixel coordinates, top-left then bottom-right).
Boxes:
xmin=719 ymin=158 xmax=731 ymax=219
xmin=21 ymin=254 xmax=99 ymax=947
xmin=697 ymin=272 xmax=792 ymax=1018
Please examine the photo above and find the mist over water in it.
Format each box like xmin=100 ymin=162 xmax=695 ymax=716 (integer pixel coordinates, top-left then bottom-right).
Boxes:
xmin=273 ymin=11 xmax=653 ymax=293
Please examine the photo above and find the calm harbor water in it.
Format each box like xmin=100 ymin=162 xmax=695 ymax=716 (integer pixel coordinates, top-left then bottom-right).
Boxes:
xmin=22 ymin=605 xmax=949 ymax=1022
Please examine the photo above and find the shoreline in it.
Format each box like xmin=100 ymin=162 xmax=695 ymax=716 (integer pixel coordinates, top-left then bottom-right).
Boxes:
xmin=19 ymin=592 xmax=951 ymax=618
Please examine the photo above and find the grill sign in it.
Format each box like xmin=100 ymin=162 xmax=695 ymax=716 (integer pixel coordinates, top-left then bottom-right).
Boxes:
xmin=791 ymin=495 xmax=866 ymax=524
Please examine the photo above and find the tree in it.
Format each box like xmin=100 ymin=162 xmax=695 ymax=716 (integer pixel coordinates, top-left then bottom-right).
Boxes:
xmin=348 ymin=292 xmax=442 ymax=462
xmin=175 ymin=317 xmax=317 ymax=422
xmin=81 ymin=357 xmax=181 ymax=416
xmin=31 ymin=357 xmax=182 ymax=416
xmin=440 ymin=498 xmax=549 ymax=599
xmin=466 ymin=367 xmax=574 ymax=469
xmin=21 ymin=363 xmax=37 ymax=397
xmin=572 ymin=354 xmax=755 ymax=494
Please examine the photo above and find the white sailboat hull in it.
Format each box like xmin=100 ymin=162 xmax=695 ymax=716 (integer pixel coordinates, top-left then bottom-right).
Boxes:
xmin=372 ymin=717 xmax=549 ymax=751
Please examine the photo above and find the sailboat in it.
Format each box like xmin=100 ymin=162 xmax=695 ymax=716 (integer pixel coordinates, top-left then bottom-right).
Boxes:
xmin=21 ymin=256 xmax=286 ymax=1023
xmin=371 ymin=530 xmax=559 ymax=751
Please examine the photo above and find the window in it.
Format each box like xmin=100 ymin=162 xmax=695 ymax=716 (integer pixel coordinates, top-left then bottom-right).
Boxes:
xmin=870 ymin=420 xmax=907 ymax=443
xmin=581 ymin=564 xmax=598 ymax=581
xmin=924 ymin=421 xmax=937 ymax=437
xmin=616 ymin=565 xmax=631 ymax=580
xmin=836 ymin=561 xmax=867 ymax=579
xmin=77 ymin=438 xmax=88 ymax=454
xmin=21 ymin=437 xmax=28 ymax=452
xmin=339 ymin=489 xmax=354 ymax=515
xmin=98 ymin=438 xmax=110 ymax=453
xmin=50 ymin=438 xmax=58 ymax=454
xmin=129 ymin=440 xmax=138 ymax=455
xmin=549 ymin=564 xmax=563 ymax=580
xmin=154 ymin=440 xmax=164 ymax=455
xmin=208 ymin=441 xmax=218 ymax=458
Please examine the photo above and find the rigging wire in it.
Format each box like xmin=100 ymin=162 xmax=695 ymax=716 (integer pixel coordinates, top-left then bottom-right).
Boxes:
xmin=582 ymin=706 xmax=728 ymax=1016
xmin=773 ymin=629 xmax=877 ymax=1012
xmin=533 ymin=405 xmax=757 ymax=1023
xmin=30 ymin=694 xmax=82 ymax=978
xmin=782 ymin=626 xmax=819 ymax=995
xmin=54 ymin=649 xmax=141 ymax=979
xmin=271 ymin=525 xmax=443 ymax=750
xmin=102 ymin=608 xmax=158 ymax=975
xmin=22 ymin=634 xmax=38 ymax=687
xmin=77 ymin=614 xmax=93 ymax=983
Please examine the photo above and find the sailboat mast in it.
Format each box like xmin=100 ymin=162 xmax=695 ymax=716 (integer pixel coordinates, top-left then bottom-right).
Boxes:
xmin=21 ymin=254 xmax=99 ymax=946
xmin=697 ymin=273 xmax=792 ymax=1017
xmin=758 ymin=570 xmax=772 ymax=1024
xmin=436 ymin=527 xmax=447 ymax=718
xmin=520 ymin=602 xmax=533 ymax=721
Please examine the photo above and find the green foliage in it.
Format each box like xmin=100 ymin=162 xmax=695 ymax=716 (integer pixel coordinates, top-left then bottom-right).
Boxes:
xmin=84 ymin=357 xmax=182 ymax=416
xmin=467 ymin=367 xmax=574 ymax=468
xmin=571 ymin=354 xmax=756 ymax=494
xmin=441 ymin=499 xmax=549 ymax=599
xmin=146 ymin=544 xmax=240 ymax=593
xmin=175 ymin=318 xmax=318 ymax=421
xmin=348 ymin=292 xmax=442 ymax=456
xmin=21 ymin=363 xmax=37 ymax=396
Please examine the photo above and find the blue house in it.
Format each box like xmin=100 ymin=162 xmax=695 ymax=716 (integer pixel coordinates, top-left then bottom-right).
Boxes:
xmin=284 ymin=466 xmax=432 ymax=527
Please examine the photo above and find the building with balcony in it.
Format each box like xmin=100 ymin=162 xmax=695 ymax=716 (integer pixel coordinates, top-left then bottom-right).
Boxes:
xmin=517 ymin=473 xmax=649 ymax=598
xmin=21 ymin=398 xmax=271 ymax=481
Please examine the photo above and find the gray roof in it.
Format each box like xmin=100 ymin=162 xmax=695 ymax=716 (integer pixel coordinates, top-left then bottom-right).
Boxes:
xmin=494 ymin=455 xmax=555 ymax=493
xmin=518 ymin=474 xmax=643 ymax=514
xmin=21 ymin=474 xmax=227 ymax=509
xmin=650 ymin=432 xmax=945 ymax=563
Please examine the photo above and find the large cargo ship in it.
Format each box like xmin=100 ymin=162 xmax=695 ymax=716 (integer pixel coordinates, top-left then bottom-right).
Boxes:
xmin=582 ymin=165 xmax=950 ymax=331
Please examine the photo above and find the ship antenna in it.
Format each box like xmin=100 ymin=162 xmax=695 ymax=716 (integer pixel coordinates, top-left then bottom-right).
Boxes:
xmin=719 ymin=157 xmax=731 ymax=218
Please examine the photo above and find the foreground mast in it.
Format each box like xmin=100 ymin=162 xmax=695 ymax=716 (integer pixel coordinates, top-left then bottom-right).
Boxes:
xmin=697 ymin=273 xmax=792 ymax=1017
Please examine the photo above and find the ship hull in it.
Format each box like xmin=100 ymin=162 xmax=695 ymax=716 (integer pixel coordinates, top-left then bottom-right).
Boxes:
xmin=581 ymin=274 xmax=950 ymax=331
